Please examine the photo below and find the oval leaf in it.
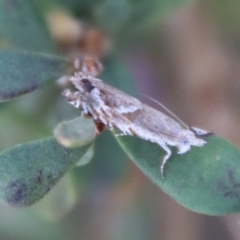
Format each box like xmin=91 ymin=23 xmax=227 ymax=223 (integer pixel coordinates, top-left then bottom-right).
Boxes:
xmin=75 ymin=144 xmax=94 ymax=166
xmin=0 ymin=0 xmax=55 ymax=51
xmin=117 ymin=134 xmax=240 ymax=215
xmin=0 ymin=137 xmax=91 ymax=207
xmin=54 ymin=116 xmax=96 ymax=148
xmin=0 ymin=50 xmax=68 ymax=101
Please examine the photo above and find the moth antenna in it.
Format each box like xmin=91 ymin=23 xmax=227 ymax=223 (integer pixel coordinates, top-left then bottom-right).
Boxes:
xmin=139 ymin=93 xmax=189 ymax=129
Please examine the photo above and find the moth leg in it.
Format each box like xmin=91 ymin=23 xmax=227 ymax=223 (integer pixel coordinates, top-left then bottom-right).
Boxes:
xmin=94 ymin=121 xmax=105 ymax=136
xmin=159 ymin=144 xmax=172 ymax=178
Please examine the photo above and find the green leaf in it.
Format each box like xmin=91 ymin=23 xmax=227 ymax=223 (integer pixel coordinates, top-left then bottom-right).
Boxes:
xmin=0 ymin=50 xmax=68 ymax=101
xmin=0 ymin=0 xmax=55 ymax=52
xmin=75 ymin=144 xmax=94 ymax=166
xmin=117 ymin=134 xmax=240 ymax=215
xmin=0 ymin=137 xmax=91 ymax=207
xmin=54 ymin=116 xmax=96 ymax=148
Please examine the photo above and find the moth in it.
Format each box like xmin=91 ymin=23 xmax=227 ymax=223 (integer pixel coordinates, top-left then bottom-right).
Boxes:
xmin=63 ymin=72 xmax=209 ymax=177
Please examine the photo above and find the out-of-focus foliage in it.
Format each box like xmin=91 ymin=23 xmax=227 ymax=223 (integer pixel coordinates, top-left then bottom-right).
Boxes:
xmin=0 ymin=0 xmax=55 ymax=51
xmin=204 ymin=0 xmax=240 ymax=52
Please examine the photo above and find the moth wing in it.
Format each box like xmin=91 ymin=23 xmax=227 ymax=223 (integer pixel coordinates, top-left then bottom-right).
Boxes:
xmin=137 ymin=104 xmax=183 ymax=139
xmin=94 ymin=80 xmax=142 ymax=114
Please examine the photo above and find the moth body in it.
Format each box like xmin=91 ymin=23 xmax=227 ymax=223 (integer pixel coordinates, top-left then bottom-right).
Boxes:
xmin=63 ymin=72 xmax=208 ymax=177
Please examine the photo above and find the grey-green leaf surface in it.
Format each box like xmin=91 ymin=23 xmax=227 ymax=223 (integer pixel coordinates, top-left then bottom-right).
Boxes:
xmin=117 ymin=134 xmax=240 ymax=215
xmin=0 ymin=50 xmax=68 ymax=101
xmin=54 ymin=116 xmax=96 ymax=148
xmin=0 ymin=137 xmax=91 ymax=207
xmin=0 ymin=0 xmax=55 ymax=52
xmin=75 ymin=144 xmax=94 ymax=166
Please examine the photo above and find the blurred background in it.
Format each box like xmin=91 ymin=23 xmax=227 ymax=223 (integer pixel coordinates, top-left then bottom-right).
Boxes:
xmin=1 ymin=0 xmax=240 ymax=239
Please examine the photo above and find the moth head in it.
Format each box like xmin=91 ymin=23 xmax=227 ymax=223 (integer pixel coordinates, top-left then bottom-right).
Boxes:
xmin=81 ymin=78 xmax=95 ymax=92
xmin=69 ymin=72 xmax=101 ymax=93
